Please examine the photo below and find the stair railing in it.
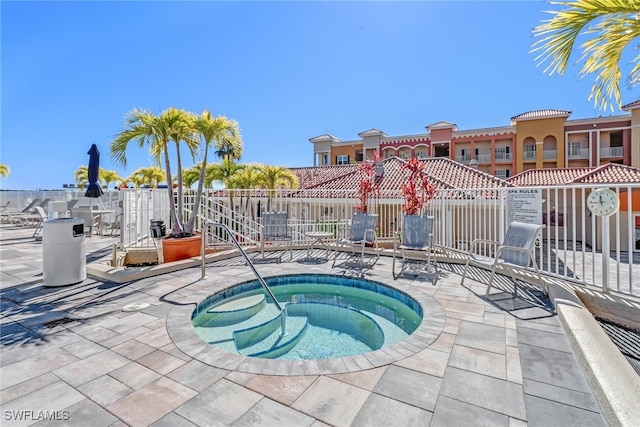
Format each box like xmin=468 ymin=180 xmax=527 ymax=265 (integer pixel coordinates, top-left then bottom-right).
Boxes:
xmin=201 ymin=220 xmax=286 ymax=335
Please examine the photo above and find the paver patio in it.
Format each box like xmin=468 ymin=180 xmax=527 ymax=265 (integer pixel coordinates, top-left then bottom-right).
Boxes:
xmin=0 ymin=223 xmax=609 ymax=426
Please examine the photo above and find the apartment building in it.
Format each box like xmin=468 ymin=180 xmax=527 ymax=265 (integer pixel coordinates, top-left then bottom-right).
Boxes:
xmin=309 ymin=101 xmax=640 ymax=178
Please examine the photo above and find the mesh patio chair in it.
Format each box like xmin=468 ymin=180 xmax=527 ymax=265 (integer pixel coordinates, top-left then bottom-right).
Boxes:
xmin=392 ymin=215 xmax=437 ymax=279
xmin=332 ymin=213 xmax=379 ymax=272
xmin=260 ymin=212 xmax=293 ymax=260
xmin=460 ymin=221 xmax=546 ymax=296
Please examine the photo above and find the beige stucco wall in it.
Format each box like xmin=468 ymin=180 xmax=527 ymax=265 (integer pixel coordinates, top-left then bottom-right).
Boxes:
xmin=515 ymin=117 xmax=567 ymax=174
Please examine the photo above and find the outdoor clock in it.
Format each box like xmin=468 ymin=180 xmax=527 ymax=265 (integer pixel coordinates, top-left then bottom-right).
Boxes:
xmin=587 ymin=188 xmax=619 ymax=217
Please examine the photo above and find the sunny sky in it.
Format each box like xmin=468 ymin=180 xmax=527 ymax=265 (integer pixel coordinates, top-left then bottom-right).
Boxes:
xmin=1 ymin=1 xmax=638 ymax=191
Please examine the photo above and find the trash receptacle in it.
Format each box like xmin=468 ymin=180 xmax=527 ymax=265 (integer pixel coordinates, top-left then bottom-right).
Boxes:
xmin=42 ymin=218 xmax=86 ymax=287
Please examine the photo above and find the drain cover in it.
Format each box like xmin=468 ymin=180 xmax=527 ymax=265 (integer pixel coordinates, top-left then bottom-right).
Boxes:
xmin=122 ymin=302 xmax=150 ymax=312
xmin=595 ymin=316 xmax=640 ymax=376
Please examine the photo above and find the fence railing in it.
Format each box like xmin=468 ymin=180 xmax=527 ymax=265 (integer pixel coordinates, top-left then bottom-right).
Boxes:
xmin=7 ymin=184 xmax=636 ymax=298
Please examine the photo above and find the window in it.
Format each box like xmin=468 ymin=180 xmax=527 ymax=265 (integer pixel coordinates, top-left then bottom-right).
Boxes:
xmin=495 ymin=169 xmax=510 ymax=179
xmin=355 ymin=152 xmax=364 ymax=162
xmin=336 ymin=155 xmax=349 ymax=165
xmin=524 ymin=144 xmax=536 ymax=160
xmin=416 ymin=151 xmax=428 ymax=159
xmin=495 ymin=146 xmax=510 ymax=161
xmin=610 ymin=130 xmax=623 ymax=147
xmin=568 ymin=142 xmax=581 ymax=157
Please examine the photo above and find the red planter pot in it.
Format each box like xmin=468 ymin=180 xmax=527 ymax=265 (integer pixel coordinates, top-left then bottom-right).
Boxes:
xmin=161 ymin=234 xmax=202 ymax=263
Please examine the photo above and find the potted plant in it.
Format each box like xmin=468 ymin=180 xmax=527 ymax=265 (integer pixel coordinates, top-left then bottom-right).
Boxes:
xmin=399 ymin=157 xmax=437 ymax=243
xmin=110 ymin=107 xmax=242 ymax=263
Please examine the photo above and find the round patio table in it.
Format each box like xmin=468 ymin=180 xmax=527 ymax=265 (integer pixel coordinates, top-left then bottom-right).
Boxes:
xmin=304 ymin=231 xmax=335 ymax=261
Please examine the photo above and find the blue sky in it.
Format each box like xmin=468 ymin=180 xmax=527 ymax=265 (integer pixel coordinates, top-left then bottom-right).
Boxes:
xmin=1 ymin=1 xmax=637 ymax=190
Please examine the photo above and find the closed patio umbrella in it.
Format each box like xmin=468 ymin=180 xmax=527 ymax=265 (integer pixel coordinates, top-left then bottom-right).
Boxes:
xmin=84 ymin=144 xmax=103 ymax=198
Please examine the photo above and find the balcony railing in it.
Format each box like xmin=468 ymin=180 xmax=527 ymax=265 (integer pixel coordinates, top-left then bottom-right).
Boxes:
xmin=600 ymin=146 xmax=623 ymax=158
xmin=476 ymin=153 xmax=491 ymax=163
xmin=567 ymin=148 xmax=590 ymax=160
xmin=455 ymin=154 xmax=471 ymax=163
xmin=543 ymin=150 xmax=557 ymax=160
xmin=523 ymin=151 xmax=536 ymax=160
xmin=495 ymin=152 xmax=512 ymax=162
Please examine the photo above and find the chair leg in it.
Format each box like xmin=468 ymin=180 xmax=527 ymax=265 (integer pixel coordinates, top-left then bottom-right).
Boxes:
xmin=460 ymin=260 xmax=471 ymax=286
xmin=485 ymin=265 xmax=498 ymax=296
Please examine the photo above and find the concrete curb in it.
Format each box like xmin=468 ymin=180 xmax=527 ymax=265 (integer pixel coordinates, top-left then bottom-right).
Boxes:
xmin=548 ymin=282 xmax=640 ymax=427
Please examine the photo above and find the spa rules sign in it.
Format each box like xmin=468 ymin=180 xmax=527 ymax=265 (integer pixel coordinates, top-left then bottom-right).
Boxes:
xmin=507 ymin=188 xmax=542 ymax=225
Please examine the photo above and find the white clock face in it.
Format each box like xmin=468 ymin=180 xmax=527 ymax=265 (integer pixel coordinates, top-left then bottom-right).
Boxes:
xmin=587 ymin=188 xmax=619 ymax=217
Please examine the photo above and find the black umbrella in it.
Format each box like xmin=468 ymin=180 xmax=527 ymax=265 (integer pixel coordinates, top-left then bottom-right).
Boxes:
xmin=84 ymin=144 xmax=103 ymax=198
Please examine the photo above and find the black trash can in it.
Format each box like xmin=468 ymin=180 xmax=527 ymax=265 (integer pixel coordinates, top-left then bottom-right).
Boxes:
xmin=150 ymin=219 xmax=166 ymax=238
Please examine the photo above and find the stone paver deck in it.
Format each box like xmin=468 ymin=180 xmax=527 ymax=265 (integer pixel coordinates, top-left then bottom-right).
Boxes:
xmin=0 ymin=224 xmax=608 ymax=426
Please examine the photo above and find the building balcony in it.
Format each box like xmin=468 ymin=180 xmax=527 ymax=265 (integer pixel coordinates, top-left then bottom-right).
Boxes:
xmin=495 ymin=152 xmax=512 ymax=162
xmin=543 ymin=150 xmax=557 ymax=160
xmin=567 ymin=148 xmax=590 ymax=160
xmin=455 ymin=154 xmax=471 ymax=163
xmin=523 ymin=151 xmax=536 ymax=161
xmin=600 ymin=146 xmax=623 ymax=158
xmin=476 ymin=153 xmax=491 ymax=163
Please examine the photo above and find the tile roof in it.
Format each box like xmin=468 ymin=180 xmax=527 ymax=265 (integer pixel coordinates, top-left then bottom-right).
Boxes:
xmin=621 ymin=100 xmax=640 ymax=111
xmin=289 ymin=157 xmax=510 ymax=199
xmin=308 ymin=134 xmax=341 ymax=143
xmin=507 ymin=167 xmax=594 ymax=186
xmin=426 ymin=121 xmax=458 ymax=131
xmin=573 ymin=163 xmax=640 ymax=184
xmin=507 ymin=163 xmax=640 ymax=186
xmin=510 ymin=109 xmax=572 ymax=121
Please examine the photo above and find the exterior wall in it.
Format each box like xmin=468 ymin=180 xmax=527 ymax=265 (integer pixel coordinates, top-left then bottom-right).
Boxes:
xmin=629 ymin=109 xmax=640 ymax=168
xmin=514 ymin=117 xmax=567 ymax=174
xmin=331 ymin=144 xmax=361 ymax=165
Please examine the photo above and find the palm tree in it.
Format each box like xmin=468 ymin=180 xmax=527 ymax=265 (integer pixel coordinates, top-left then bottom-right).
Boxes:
xmin=187 ymin=111 xmax=242 ymax=233
xmin=257 ymin=164 xmax=299 ymax=211
xmin=128 ymin=166 xmax=166 ymax=188
xmin=207 ymin=158 xmax=245 ymax=215
xmin=531 ymin=0 xmax=640 ymax=111
xmin=111 ymin=107 xmax=198 ymax=236
xmin=0 ymin=163 xmax=10 ymax=178
xmin=182 ymin=165 xmax=202 ymax=189
xmin=74 ymin=165 xmax=88 ymax=190
xmin=100 ymin=169 xmax=123 ymax=190
xmin=227 ymin=163 xmax=261 ymax=218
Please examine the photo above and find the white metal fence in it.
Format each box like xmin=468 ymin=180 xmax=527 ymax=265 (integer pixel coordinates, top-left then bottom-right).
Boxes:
xmin=4 ymin=184 xmax=637 ymax=297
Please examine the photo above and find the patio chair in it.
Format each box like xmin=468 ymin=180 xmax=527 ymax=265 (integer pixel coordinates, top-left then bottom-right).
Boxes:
xmin=31 ymin=206 xmax=48 ymax=238
xmin=392 ymin=215 xmax=437 ymax=279
xmin=260 ymin=211 xmax=293 ymax=260
xmin=3 ymin=198 xmax=41 ymax=224
xmin=72 ymin=207 xmax=100 ymax=238
xmin=460 ymin=221 xmax=546 ymax=296
xmin=101 ymin=212 xmax=122 ymax=236
xmin=0 ymin=201 xmax=10 ymax=211
xmin=332 ymin=213 xmax=379 ymax=271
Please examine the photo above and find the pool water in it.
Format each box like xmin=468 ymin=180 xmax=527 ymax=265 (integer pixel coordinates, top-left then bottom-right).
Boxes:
xmin=192 ymin=274 xmax=423 ymax=360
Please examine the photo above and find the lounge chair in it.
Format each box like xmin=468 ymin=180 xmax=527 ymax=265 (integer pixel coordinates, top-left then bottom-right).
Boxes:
xmin=2 ymin=198 xmax=41 ymax=223
xmin=260 ymin=211 xmax=293 ymax=260
xmin=332 ymin=213 xmax=379 ymax=272
xmin=392 ymin=215 xmax=437 ymax=279
xmin=460 ymin=221 xmax=546 ymax=296
xmin=31 ymin=206 xmax=49 ymax=238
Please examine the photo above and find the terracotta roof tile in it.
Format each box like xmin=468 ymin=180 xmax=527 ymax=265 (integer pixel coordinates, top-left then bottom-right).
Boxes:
xmin=507 ymin=163 xmax=640 ymax=186
xmin=621 ymin=100 xmax=640 ymax=110
xmin=507 ymin=168 xmax=594 ymax=186
xmin=510 ymin=109 xmax=572 ymax=121
xmin=571 ymin=163 xmax=640 ymax=184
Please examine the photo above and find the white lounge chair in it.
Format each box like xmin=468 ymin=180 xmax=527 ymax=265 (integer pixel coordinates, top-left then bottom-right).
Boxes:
xmin=392 ymin=215 xmax=437 ymax=279
xmin=332 ymin=213 xmax=379 ymax=272
xmin=260 ymin=212 xmax=293 ymax=260
xmin=460 ymin=221 xmax=546 ymax=296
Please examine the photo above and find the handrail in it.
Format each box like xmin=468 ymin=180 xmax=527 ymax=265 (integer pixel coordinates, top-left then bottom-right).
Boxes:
xmin=202 ymin=221 xmax=285 ymax=315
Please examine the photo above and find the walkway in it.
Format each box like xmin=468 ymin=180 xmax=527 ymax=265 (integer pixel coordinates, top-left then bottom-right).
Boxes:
xmin=0 ymin=224 xmax=608 ymax=426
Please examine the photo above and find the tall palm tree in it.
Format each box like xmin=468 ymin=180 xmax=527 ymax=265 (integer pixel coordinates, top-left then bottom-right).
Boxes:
xmin=0 ymin=163 xmax=10 ymax=178
xmin=257 ymin=164 xmax=299 ymax=211
xmin=128 ymin=166 xmax=166 ymax=188
xmin=187 ymin=111 xmax=242 ymax=233
xmin=111 ymin=107 xmax=198 ymax=236
xmin=531 ymin=0 xmax=640 ymax=111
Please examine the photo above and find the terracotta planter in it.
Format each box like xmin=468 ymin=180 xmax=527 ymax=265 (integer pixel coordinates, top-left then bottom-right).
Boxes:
xmin=162 ymin=234 xmax=202 ymax=263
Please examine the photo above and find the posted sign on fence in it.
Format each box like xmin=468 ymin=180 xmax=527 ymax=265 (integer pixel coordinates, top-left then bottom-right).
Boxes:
xmin=507 ymin=189 xmax=542 ymax=225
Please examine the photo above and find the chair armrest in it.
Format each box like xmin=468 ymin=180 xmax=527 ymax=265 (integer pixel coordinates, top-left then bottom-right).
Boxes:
xmin=468 ymin=239 xmax=499 ymax=252
xmin=495 ymin=245 xmax=532 ymax=256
